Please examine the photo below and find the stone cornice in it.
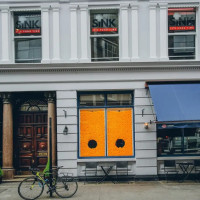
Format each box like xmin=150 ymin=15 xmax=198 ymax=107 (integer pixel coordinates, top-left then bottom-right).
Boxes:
xmin=0 ymin=61 xmax=200 ymax=73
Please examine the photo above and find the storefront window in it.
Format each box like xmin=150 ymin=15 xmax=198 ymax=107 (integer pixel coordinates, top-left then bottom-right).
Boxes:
xmin=90 ymin=10 xmax=119 ymax=62
xmin=168 ymin=8 xmax=196 ymax=60
xmin=14 ymin=12 xmax=41 ymax=63
xmin=78 ymin=92 xmax=134 ymax=158
xmin=157 ymin=128 xmax=200 ymax=156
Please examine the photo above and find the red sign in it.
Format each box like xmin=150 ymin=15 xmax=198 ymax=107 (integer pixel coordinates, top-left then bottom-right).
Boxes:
xmin=92 ymin=28 xmax=117 ymax=32
xmin=169 ymin=26 xmax=195 ymax=31
xmin=15 ymin=29 xmax=41 ymax=34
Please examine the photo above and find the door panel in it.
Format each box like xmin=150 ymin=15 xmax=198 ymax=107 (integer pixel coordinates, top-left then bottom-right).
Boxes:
xmin=107 ymin=108 xmax=133 ymax=157
xmin=80 ymin=109 xmax=105 ymax=157
xmin=16 ymin=112 xmax=47 ymax=171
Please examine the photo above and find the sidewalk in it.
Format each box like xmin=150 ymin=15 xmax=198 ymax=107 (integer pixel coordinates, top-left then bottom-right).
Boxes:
xmin=0 ymin=181 xmax=200 ymax=200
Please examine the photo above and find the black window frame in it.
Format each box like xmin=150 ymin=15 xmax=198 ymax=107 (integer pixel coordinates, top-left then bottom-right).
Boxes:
xmin=168 ymin=8 xmax=196 ymax=60
xmin=14 ymin=11 xmax=42 ymax=63
xmin=90 ymin=9 xmax=119 ymax=62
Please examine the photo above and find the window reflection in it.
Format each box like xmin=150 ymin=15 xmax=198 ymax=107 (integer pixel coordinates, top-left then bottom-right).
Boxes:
xmin=157 ymin=128 xmax=200 ymax=156
xmin=79 ymin=94 xmax=104 ymax=106
xmin=15 ymin=38 xmax=41 ymax=63
xmin=107 ymin=93 xmax=132 ymax=106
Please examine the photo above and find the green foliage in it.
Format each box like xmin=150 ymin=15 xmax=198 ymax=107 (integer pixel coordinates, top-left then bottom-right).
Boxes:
xmin=0 ymin=167 xmax=3 ymax=177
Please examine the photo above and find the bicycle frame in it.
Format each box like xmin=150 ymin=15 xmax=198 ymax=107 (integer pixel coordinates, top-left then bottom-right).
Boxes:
xmin=34 ymin=172 xmax=55 ymax=191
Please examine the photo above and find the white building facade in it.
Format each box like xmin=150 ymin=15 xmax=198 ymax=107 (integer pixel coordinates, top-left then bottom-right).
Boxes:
xmin=0 ymin=0 xmax=200 ymax=179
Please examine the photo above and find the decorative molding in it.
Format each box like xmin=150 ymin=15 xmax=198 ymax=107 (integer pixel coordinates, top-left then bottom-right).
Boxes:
xmin=44 ymin=92 xmax=56 ymax=103
xmin=168 ymin=3 xmax=199 ymax=8
xmin=120 ymin=3 xmax=129 ymax=10
xmin=0 ymin=7 xmax=9 ymax=12
xmin=0 ymin=62 xmax=200 ymax=73
xmin=88 ymin=6 xmax=120 ymax=10
xmin=51 ymin=4 xmax=60 ymax=11
xmin=149 ymin=3 xmax=157 ymax=9
xmin=79 ymin=4 xmax=88 ymax=10
xmin=9 ymin=7 xmax=41 ymax=12
xmin=159 ymin=3 xmax=168 ymax=9
xmin=0 ymin=93 xmax=12 ymax=104
xmin=131 ymin=3 xmax=139 ymax=10
xmin=69 ymin=4 xmax=78 ymax=10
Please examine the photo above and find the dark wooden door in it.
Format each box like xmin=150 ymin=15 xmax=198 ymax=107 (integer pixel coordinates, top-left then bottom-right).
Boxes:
xmin=16 ymin=112 xmax=48 ymax=171
xmin=0 ymin=104 xmax=2 ymax=167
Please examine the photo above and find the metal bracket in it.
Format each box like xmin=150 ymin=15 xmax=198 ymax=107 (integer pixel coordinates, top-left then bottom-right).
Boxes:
xmin=63 ymin=110 xmax=67 ymax=118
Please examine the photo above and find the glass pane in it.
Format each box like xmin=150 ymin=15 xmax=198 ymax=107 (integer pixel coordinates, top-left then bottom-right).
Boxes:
xmin=157 ymin=129 xmax=182 ymax=156
xmin=80 ymin=94 xmax=105 ymax=106
xmin=168 ymin=9 xmax=196 ymax=33
xmin=91 ymin=37 xmax=119 ymax=61
xmin=90 ymin=10 xmax=118 ymax=35
xmin=168 ymin=35 xmax=195 ymax=60
xmin=14 ymin=12 xmax=41 ymax=36
xmin=15 ymin=38 xmax=41 ymax=63
xmin=107 ymin=94 xmax=132 ymax=106
xmin=183 ymin=128 xmax=200 ymax=155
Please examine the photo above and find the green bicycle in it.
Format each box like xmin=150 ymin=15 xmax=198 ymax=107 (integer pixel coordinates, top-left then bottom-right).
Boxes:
xmin=18 ymin=166 xmax=78 ymax=200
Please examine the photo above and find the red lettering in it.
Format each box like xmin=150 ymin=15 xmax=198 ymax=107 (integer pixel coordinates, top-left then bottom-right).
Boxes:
xmin=92 ymin=28 xmax=117 ymax=32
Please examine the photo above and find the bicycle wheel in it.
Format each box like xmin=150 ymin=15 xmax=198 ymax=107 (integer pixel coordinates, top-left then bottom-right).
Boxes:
xmin=55 ymin=176 xmax=78 ymax=198
xmin=18 ymin=177 xmax=44 ymax=200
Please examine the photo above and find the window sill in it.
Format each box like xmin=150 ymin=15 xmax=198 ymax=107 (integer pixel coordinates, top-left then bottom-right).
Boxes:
xmin=77 ymin=157 xmax=136 ymax=163
xmin=157 ymin=155 xmax=200 ymax=160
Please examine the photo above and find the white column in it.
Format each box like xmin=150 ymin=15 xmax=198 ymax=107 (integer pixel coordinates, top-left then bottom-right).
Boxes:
xmin=131 ymin=3 xmax=139 ymax=60
xmin=120 ymin=4 xmax=130 ymax=62
xmin=160 ymin=3 xmax=168 ymax=60
xmin=149 ymin=3 xmax=157 ymax=59
xmin=41 ymin=6 xmax=50 ymax=63
xmin=52 ymin=4 xmax=60 ymax=62
xmin=1 ymin=7 xmax=9 ymax=63
xmin=80 ymin=4 xmax=89 ymax=62
xmin=70 ymin=5 xmax=78 ymax=62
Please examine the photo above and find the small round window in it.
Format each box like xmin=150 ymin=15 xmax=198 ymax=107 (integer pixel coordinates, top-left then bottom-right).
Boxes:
xmin=88 ymin=140 xmax=97 ymax=149
xmin=115 ymin=139 xmax=125 ymax=148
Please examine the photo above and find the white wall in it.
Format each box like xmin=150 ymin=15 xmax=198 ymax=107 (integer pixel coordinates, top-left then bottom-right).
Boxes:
xmin=0 ymin=0 xmax=198 ymax=63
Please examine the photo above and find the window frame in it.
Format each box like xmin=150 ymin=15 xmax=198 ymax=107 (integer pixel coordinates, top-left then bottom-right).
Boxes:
xmin=77 ymin=91 xmax=135 ymax=159
xmin=89 ymin=9 xmax=120 ymax=62
xmin=168 ymin=7 xmax=197 ymax=60
xmin=13 ymin=11 xmax=42 ymax=63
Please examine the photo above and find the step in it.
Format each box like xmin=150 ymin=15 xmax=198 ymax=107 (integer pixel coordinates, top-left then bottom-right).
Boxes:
xmin=2 ymin=175 xmax=33 ymax=183
xmin=14 ymin=175 xmax=32 ymax=179
xmin=2 ymin=178 xmax=24 ymax=183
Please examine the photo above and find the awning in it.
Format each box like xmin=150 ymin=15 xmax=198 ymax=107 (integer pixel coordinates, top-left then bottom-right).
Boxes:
xmin=149 ymin=83 xmax=200 ymax=129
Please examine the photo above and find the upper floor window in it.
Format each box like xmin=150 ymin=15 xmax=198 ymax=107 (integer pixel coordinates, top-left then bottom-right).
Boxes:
xmin=168 ymin=8 xmax=196 ymax=60
xmin=14 ymin=12 xmax=41 ymax=63
xmin=90 ymin=9 xmax=119 ymax=62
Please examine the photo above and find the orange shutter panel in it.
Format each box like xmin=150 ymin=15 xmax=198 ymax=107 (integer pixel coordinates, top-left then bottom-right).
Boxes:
xmin=80 ymin=109 xmax=105 ymax=157
xmin=107 ymin=108 xmax=133 ymax=157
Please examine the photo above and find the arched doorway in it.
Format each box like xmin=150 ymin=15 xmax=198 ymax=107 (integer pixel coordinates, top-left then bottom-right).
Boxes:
xmin=14 ymin=94 xmax=48 ymax=173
